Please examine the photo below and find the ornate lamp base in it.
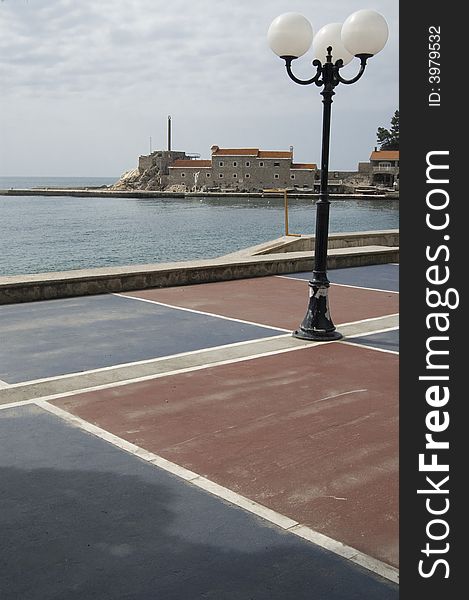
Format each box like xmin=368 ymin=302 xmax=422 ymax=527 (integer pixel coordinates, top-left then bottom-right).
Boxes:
xmin=292 ymin=283 xmax=343 ymax=341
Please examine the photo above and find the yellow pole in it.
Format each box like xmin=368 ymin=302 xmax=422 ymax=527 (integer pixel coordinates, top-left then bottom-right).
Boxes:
xmin=284 ymin=189 xmax=289 ymax=236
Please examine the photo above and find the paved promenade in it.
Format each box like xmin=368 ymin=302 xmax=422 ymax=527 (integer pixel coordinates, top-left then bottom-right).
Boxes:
xmin=0 ymin=264 xmax=399 ymax=599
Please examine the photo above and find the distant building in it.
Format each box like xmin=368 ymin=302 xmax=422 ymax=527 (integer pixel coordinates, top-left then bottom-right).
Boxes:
xmin=314 ymin=170 xmax=368 ymax=194
xmin=166 ymin=145 xmax=317 ymax=192
xmin=118 ymin=143 xmax=400 ymax=194
xmin=369 ymin=149 xmax=399 ymax=189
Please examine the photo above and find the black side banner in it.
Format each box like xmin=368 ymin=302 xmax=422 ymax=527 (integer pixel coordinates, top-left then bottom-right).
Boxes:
xmin=400 ymin=0 xmax=464 ymax=597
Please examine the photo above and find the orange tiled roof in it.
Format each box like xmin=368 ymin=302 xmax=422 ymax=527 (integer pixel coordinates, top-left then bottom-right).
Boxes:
xmin=258 ymin=150 xmax=292 ymax=159
xmin=370 ymin=150 xmax=399 ymax=161
xmin=291 ymin=163 xmax=317 ymax=170
xmin=211 ymin=147 xmax=293 ymax=159
xmin=170 ymin=160 xmax=212 ymax=168
xmin=212 ymin=148 xmax=259 ymax=156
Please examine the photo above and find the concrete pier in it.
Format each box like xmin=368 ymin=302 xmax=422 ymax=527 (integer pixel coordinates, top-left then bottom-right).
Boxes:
xmin=0 ymin=188 xmax=398 ymax=200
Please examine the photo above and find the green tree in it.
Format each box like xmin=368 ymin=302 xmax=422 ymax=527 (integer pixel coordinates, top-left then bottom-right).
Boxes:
xmin=376 ymin=110 xmax=399 ymax=150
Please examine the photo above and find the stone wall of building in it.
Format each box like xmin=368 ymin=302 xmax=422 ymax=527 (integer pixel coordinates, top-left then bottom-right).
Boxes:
xmin=165 ymin=148 xmax=317 ymax=192
xmin=211 ymin=155 xmax=293 ymax=191
xmin=289 ymin=168 xmax=318 ymax=190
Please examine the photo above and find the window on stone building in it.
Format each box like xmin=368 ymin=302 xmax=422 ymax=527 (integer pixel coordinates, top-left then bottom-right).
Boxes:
xmin=219 ymin=161 xmax=224 ymax=167
xmin=233 ymin=173 xmax=237 ymax=178
xmin=259 ymin=161 xmax=264 ymax=167
xmin=290 ymin=174 xmax=295 ymax=179
xmin=181 ymin=173 xmax=185 ymax=177
xmin=245 ymin=173 xmax=250 ymax=178
xmin=233 ymin=161 xmax=238 ymax=167
xmin=245 ymin=161 xmax=250 ymax=167
xmin=219 ymin=173 xmax=224 ymax=178
xmin=206 ymin=173 xmax=211 ymax=178
xmin=274 ymin=162 xmax=280 ymax=167
xmin=274 ymin=174 xmax=279 ymax=179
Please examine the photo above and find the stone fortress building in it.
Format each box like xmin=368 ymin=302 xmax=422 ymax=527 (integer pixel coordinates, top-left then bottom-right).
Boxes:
xmin=114 ymin=145 xmax=317 ymax=193
xmin=113 ymin=143 xmax=398 ymax=195
xmin=169 ymin=146 xmax=318 ymax=192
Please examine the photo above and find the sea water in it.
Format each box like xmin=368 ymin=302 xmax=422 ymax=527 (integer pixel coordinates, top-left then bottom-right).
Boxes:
xmin=0 ymin=177 xmax=399 ymax=276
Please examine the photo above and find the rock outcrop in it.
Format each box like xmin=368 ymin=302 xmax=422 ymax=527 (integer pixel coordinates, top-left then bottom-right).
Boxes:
xmin=111 ymin=149 xmax=188 ymax=191
xmin=111 ymin=165 xmax=165 ymax=191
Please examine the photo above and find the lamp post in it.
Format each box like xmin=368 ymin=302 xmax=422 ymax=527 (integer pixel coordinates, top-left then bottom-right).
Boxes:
xmin=268 ymin=9 xmax=389 ymax=341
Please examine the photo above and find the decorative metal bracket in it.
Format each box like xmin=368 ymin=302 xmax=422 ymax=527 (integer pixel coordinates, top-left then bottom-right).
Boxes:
xmin=283 ymin=47 xmax=369 ymax=90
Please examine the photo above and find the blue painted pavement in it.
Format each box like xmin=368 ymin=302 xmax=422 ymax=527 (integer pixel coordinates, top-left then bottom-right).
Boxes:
xmin=0 ymin=405 xmax=398 ymax=600
xmin=284 ymin=263 xmax=399 ymax=292
xmin=0 ymin=294 xmax=281 ymax=384
xmin=347 ymin=328 xmax=399 ymax=353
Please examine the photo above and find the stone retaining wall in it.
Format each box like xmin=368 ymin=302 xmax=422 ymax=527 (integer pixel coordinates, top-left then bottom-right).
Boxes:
xmin=0 ymin=231 xmax=398 ymax=305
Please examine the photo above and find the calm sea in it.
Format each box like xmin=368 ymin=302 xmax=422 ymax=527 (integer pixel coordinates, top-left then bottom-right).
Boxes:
xmin=0 ymin=177 xmax=399 ymax=276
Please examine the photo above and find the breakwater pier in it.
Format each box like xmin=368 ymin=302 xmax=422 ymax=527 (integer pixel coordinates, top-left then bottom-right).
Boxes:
xmin=0 ymin=188 xmax=397 ymax=200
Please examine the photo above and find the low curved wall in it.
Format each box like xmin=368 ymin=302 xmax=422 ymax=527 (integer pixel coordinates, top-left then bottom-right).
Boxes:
xmin=0 ymin=231 xmax=398 ymax=305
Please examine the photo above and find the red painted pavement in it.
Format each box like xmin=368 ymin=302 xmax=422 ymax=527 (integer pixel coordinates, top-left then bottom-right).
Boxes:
xmin=124 ymin=277 xmax=398 ymax=331
xmin=53 ymin=342 xmax=399 ymax=567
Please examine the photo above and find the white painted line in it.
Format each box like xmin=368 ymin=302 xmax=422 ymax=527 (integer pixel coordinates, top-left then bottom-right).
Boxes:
xmin=0 ymin=380 xmax=10 ymax=389
xmin=192 ymin=475 xmax=299 ymax=530
xmin=275 ymin=274 xmax=399 ymax=294
xmin=7 ymin=334 xmax=290 ymax=389
xmin=338 ymin=313 xmax=399 ymax=328
xmin=275 ymin=275 xmax=309 ymax=282
xmin=287 ymin=524 xmax=358 ymax=560
xmin=332 ymin=282 xmax=399 ymax=295
xmin=289 ymin=525 xmax=399 ymax=584
xmin=15 ymin=340 xmax=324 ymax=405
xmin=36 ymin=399 xmax=399 ymax=584
xmin=341 ymin=341 xmax=399 ymax=356
xmin=0 ymin=399 xmax=37 ymax=411
xmin=349 ymin=551 xmax=400 ymax=584
xmin=114 ymin=292 xmax=290 ymax=333
xmin=346 ymin=326 xmax=399 ymax=339
xmin=4 ymin=319 xmax=399 ymax=399
xmin=36 ymin=400 xmax=201 ymax=482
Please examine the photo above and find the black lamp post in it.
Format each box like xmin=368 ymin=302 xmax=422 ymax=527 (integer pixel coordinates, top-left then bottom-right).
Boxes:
xmin=268 ymin=10 xmax=389 ymax=341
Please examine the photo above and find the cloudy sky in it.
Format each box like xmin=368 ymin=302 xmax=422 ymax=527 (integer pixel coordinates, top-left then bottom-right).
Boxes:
xmin=0 ymin=0 xmax=398 ymax=178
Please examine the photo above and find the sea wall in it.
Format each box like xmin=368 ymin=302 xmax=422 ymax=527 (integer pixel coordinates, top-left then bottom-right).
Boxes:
xmin=0 ymin=188 xmax=396 ymax=200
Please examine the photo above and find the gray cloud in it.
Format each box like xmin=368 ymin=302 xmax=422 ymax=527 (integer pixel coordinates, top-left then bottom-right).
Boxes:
xmin=0 ymin=0 xmax=398 ymax=175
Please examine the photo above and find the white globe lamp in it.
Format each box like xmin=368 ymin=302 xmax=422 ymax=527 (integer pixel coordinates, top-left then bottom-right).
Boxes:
xmin=267 ymin=13 xmax=313 ymax=58
xmin=312 ymin=23 xmax=353 ymax=65
xmin=341 ymin=9 xmax=389 ymax=57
